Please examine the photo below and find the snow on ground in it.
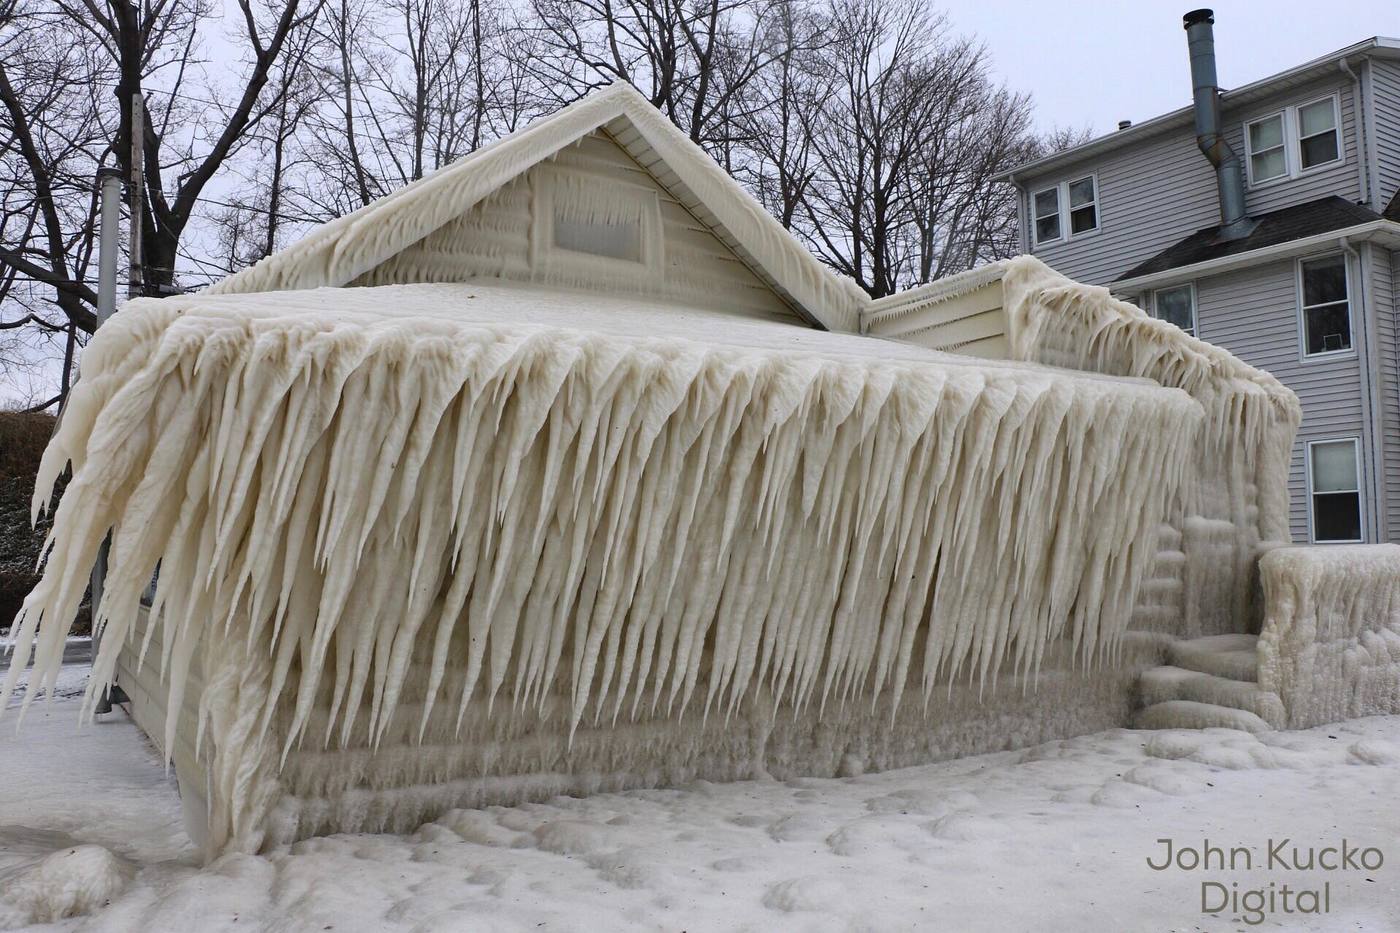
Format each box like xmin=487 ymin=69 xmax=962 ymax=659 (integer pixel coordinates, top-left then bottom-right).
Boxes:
xmin=2 ymin=657 xmax=1399 ymax=931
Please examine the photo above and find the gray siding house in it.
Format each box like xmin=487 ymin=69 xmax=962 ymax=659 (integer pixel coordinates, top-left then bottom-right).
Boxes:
xmin=999 ymin=14 xmax=1400 ymax=546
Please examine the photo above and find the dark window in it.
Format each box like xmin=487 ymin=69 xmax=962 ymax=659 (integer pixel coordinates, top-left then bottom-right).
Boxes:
xmin=1152 ymin=284 xmax=1195 ymax=336
xmin=1068 ymin=177 xmax=1098 ymax=234
xmin=1033 ymin=188 xmax=1061 ymax=243
xmin=1297 ymin=98 xmax=1340 ymax=170
xmin=1300 ymin=255 xmax=1351 ymax=355
xmin=1310 ymin=439 xmax=1362 ymax=542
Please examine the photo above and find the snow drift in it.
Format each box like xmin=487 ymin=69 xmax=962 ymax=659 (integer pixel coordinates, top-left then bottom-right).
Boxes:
xmin=2 ymin=278 xmax=1205 ymax=853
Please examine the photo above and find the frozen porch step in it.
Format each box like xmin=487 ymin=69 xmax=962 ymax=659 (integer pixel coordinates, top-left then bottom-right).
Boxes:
xmin=1138 ymin=665 xmax=1285 ymax=728
xmin=1133 ymin=699 xmax=1272 ymax=733
xmin=1167 ymin=634 xmax=1260 ymax=683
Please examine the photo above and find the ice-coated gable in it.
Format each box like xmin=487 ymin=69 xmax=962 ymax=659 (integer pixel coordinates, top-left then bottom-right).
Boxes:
xmin=351 ymin=131 xmax=806 ymax=324
xmin=210 ymin=82 xmax=869 ymax=332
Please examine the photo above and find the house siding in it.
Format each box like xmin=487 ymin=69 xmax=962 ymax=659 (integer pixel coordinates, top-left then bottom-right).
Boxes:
xmin=1373 ymin=59 xmax=1400 ymax=206
xmin=1021 ymin=75 xmax=1363 ymax=288
xmin=1021 ymin=124 xmax=1220 ymax=286
xmin=1224 ymin=78 xmax=1363 ymax=211
xmin=1193 ymin=258 xmax=1368 ymax=543
xmin=354 ymin=131 xmax=804 ymax=324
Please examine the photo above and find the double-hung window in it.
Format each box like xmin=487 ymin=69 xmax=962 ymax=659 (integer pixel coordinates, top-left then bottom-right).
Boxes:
xmin=1031 ymin=175 xmax=1098 ymax=246
xmin=1298 ymin=254 xmax=1352 ymax=357
xmin=1151 ymin=283 xmax=1196 ymax=337
xmin=1033 ymin=188 xmax=1061 ymax=244
xmin=1246 ymin=113 xmax=1287 ymax=184
xmin=1308 ymin=438 xmax=1363 ymax=543
xmin=1067 ymin=177 xmax=1098 ymax=234
xmin=1297 ymin=98 xmax=1340 ymax=169
xmin=1244 ymin=95 xmax=1342 ymax=186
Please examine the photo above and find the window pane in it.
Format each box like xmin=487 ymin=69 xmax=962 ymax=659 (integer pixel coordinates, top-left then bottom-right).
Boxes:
xmin=553 ymin=214 xmax=642 ymax=261
xmin=1251 ymin=148 xmax=1286 ymax=181
xmin=1249 ymin=115 xmax=1284 ymax=151
xmin=1302 ymin=256 xmax=1347 ymax=305
xmin=1035 ymin=214 xmax=1061 ymax=242
xmin=1068 ymin=177 xmax=1095 ymax=207
xmin=1155 ymin=285 xmax=1194 ymax=333
xmin=1313 ymin=493 xmax=1361 ymax=542
xmin=1300 ymin=132 xmax=1339 ymax=168
xmin=1312 ymin=441 xmax=1358 ymax=492
xmin=1034 ymin=188 xmax=1058 ymax=217
xmin=1070 ymin=205 xmax=1097 ymax=234
xmin=1298 ymin=99 xmax=1336 ymax=137
xmin=1305 ymin=304 xmax=1351 ymax=354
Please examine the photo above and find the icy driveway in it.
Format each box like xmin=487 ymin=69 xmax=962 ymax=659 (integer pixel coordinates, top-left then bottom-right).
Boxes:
xmin=2 ymin=678 xmax=1399 ymax=931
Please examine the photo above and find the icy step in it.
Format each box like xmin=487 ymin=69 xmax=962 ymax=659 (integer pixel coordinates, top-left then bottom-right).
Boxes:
xmin=1167 ymin=634 xmax=1259 ymax=683
xmin=1133 ymin=700 xmax=1272 ymax=733
xmin=1149 ymin=548 xmax=1186 ymax=571
xmin=1139 ymin=666 xmax=1285 ymax=728
xmin=1137 ymin=576 xmax=1183 ymax=604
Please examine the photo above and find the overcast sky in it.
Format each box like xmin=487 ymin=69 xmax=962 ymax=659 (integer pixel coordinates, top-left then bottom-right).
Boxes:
xmin=943 ymin=0 xmax=1398 ymax=137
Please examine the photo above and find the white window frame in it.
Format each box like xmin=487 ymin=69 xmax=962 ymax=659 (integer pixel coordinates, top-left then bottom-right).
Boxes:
xmin=1031 ymin=185 xmax=1062 ymax=246
xmin=1294 ymin=94 xmax=1342 ymax=174
xmin=1295 ymin=252 xmax=1355 ymax=361
xmin=1243 ymin=94 xmax=1344 ymax=189
xmin=1151 ymin=282 xmax=1197 ymax=337
xmin=1030 ymin=173 xmax=1100 ymax=247
xmin=1065 ymin=175 xmax=1100 ymax=237
xmin=1306 ymin=437 xmax=1364 ymax=544
xmin=1244 ymin=109 xmax=1289 ymax=187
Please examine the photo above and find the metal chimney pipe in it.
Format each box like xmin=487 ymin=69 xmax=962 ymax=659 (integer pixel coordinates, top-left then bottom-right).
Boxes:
xmin=1184 ymin=9 xmax=1254 ymax=240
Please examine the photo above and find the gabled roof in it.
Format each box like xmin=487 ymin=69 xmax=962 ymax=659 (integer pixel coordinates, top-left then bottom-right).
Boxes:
xmin=209 ymin=82 xmax=867 ymax=332
xmin=1116 ymin=196 xmax=1387 ymax=282
xmin=1386 ymin=188 xmax=1400 ymax=222
xmin=997 ymin=36 xmax=1400 ymax=183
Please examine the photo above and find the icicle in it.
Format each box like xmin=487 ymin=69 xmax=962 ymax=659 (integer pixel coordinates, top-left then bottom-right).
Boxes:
xmin=0 ymin=275 xmax=1248 ymax=856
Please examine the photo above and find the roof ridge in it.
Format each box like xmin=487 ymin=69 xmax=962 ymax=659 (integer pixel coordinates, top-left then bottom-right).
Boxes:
xmin=208 ymin=81 xmax=866 ymax=332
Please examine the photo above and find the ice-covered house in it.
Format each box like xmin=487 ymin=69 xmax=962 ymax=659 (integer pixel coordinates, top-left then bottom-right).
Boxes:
xmin=6 ymin=82 xmax=1316 ymax=857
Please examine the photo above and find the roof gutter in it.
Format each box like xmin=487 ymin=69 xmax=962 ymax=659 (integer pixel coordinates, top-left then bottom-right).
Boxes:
xmin=1004 ymin=172 xmax=1029 ymax=254
xmin=1112 ymin=219 xmax=1400 ymax=292
xmin=1338 ymin=58 xmax=1368 ymax=204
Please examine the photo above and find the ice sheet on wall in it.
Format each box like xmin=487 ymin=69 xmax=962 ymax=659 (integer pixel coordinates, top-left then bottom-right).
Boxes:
xmin=2 ymin=281 xmax=1203 ymax=851
xmin=4 ymin=282 xmax=1199 ymax=726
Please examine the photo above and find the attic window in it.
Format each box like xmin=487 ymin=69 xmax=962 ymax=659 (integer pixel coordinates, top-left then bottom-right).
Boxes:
xmin=533 ymin=166 xmax=662 ymax=274
xmin=553 ymin=211 xmax=642 ymax=262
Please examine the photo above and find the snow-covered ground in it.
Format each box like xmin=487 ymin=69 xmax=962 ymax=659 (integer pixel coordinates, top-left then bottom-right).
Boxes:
xmin=2 ymin=656 xmax=1399 ymax=931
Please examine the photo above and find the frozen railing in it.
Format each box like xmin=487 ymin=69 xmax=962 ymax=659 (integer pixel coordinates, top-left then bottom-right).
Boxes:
xmin=1258 ymin=544 xmax=1400 ymax=729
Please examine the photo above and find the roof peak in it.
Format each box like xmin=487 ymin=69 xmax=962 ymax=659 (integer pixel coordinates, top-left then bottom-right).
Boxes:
xmin=209 ymin=82 xmax=867 ymax=332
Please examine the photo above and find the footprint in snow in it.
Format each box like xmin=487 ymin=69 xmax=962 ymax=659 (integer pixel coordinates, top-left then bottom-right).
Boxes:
xmin=762 ymin=876 xmax=849 ymax=913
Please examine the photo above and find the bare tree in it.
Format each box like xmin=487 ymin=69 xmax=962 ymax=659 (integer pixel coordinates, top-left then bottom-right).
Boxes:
xmin=0 ymin=0 xmax=320 ymax=406
xmin=2 ymin=0 xmax=1060 ymax=404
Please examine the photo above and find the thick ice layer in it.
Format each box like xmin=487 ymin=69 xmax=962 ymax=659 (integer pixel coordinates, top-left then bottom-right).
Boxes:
xmin=1000 ymin=258 xmax=1301 ymax=638
xmin=3 ymin=282 xmax=1200 ymax=852
xmin=1258 ymin=544 xmax=1400 ymax=729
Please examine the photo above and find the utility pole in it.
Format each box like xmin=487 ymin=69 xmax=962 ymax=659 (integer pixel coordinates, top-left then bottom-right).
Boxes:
xmin=89 ymin=166 xmax=124 ymax=702
xmin=128 ymin=94 xmax=144 ymax=300
xmin=96 ymin=169 xmax=122 ymax=325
